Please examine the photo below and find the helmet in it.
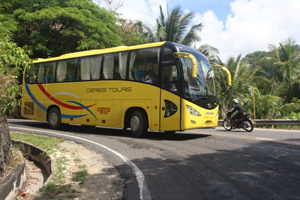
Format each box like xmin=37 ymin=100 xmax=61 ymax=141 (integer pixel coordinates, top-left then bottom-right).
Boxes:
xmin=233 ymin=99 xmax=239 ymax=104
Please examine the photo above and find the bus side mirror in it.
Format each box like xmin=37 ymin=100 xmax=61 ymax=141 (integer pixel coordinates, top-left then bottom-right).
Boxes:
xmin=173 ymin=52 xmax=197 ymax=78
xmin=211 ymin=65 xmax=232 ymax=86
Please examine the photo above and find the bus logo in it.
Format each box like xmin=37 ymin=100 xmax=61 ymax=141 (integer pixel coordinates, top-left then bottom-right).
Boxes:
xmin=97 ymin=107 xmax=111 ymax=114
xmin=205 ymin=112 xmax=214 ymax=115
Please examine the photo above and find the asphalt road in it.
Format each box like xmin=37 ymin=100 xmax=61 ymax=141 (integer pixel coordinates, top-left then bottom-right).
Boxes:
xmin=8 ymin=119 xmax=300 ymax=200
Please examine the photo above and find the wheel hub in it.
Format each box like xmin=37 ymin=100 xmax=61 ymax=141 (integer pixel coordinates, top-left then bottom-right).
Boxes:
xmin=50 ymin=112 xmax=58 ymax=125
xmin=130 ymin=116 xmax=140 ymax=132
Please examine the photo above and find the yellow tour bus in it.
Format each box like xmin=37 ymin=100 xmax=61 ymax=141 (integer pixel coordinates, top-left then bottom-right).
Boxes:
xmin=21 ymin=41 xmax=231 ymax=137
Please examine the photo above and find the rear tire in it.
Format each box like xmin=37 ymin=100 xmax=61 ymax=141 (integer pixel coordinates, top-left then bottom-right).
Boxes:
xmin=48 ymin=107 xmax=61 ymax=129
xmin=223 ymin=119 xmax=232 ymax=131
xmin=130 ymin=110 xmax=148 ymax=137
xmin=242 ymin=119 xmax=254 ymax=132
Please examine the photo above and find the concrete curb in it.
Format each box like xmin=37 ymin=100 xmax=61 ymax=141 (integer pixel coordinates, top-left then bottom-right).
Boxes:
xmin=0 ymin=140 xmax=53 ymax=200
xmin=0 ymin=162 xmax=26 ymax=200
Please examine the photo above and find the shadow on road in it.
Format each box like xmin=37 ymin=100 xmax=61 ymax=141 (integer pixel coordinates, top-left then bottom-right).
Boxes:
xmin=116 ymin=139 xmax=300 ymax=200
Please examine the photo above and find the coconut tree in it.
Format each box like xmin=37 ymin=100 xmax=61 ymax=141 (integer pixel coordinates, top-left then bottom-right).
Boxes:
xmin=253 ymin=79 xmax=300 ymax=119
xmin=215 ymin=54 xmax=258 ymax=117
xmin=158 ymin=5 xmax=202 ymax=45
xmin=149 ymin=5 xmax=202 ymax=46
xmin=268 ymin=38 xmax=300 ymax=103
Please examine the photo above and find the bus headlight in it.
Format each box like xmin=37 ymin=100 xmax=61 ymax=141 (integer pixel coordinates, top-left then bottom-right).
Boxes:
xmin=186 ymin=105 xmax=201 ymax=116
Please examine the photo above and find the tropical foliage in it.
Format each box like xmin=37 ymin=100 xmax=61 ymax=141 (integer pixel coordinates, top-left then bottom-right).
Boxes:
xmin=145 ymin=5 xmax=203 ymax=46
xmin=215 ymin=38 xmax=300 ymax=119
xmin=0 ymin=18 xmax=32 ymax=115
xmin=1 ymin=0 xmax=125 ymax=58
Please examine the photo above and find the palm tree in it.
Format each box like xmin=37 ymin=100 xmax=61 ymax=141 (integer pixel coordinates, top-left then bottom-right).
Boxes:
xmin=154 ymin=5 xmax=220 ymax=63
xmin=215 ymin=54 xmax=258 ymax=117
xmin=149 ymin=5 xmax=202 ymax=46
xmin=253 ymin=82 xmax=299 ymax=119
xmin=268 ymin=38 xmax=300 ymax=103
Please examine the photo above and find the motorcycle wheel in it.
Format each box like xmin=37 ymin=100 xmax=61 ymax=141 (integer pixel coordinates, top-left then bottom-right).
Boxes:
xmin=223 ymin=119 xmax=232 ymax=131
xmin=242 ymin=119 xmax=254 ymax=132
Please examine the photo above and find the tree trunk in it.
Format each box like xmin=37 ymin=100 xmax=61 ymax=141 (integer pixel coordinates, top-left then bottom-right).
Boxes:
xmin=0 ymin=109 xmax=12 ymax=177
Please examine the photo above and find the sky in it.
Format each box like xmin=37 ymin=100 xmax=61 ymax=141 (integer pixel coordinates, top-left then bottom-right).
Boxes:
xmin=95 ymin=0 xmax=300 ymax=61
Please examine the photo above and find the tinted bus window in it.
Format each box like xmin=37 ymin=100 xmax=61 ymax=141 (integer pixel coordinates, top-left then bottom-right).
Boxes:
xmin=56 ymin=59 xmax=77 ymax=82
xmin=37 ymin=64 xmax=45 ymax=84
xmin=79 ymin=55 xmax=102 ymax=81
xmin=103 ymin=52 xmax=128 ymax=80
xmin=162 ymin=65 xmax=179 ymax=94
xmin=37 ymin=62 xmax=56 ymax=83
xmin=103 ymin=54 xmax=114 ymax=79
xmin=129 ymin=47 xmax=160 ymax=85
xmin=25 ymin=64 xmax=38 ymax=84
xmin=118 ymin=52 xmax=128 ymax=79
xmin=163 ymin=47 xmax=176 ymax=61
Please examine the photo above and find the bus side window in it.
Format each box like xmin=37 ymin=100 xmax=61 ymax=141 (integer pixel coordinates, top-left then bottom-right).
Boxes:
xmin=37 ymin=64 xmax=45 ymax=84
xmin=66 ymin=59 xmax=77 ymax=81
xmin=103 ymin=54 xmax=114 ymax=79
xmin=162 ymin=65 xmax=179 ymax=94
xmin=91 ymin=55 xmax=102 ymax=80
xmin=37 ymin=62 xmax=56 ymax=83
xmin=163 ymin=47 xmax=176 ymax=61
xmin=79 ymin=55 xmax=103 ymax=81
xmin=129 ymin=47 xmax=160 ymax=85
xmin=79 ymin=57 xmax=91 ymax=81
xmin=26 ymin=64 xmax=38 ymax=84
xmin=113 ymin=53 xmax=121 ymax=79
xmin=57 ymin=59 xmax=77 ymax=82
xmin=46 ymin=62 xmax=56 ymax=83
xmin=118 ymin=52 xmax=127 ymax=80
xmin=56 ymin=61 xmax=67 ymax=82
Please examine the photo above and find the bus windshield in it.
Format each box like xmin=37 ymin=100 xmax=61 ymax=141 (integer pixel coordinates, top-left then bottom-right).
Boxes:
xmin=175 ymin=44 xmax=216 ymax=98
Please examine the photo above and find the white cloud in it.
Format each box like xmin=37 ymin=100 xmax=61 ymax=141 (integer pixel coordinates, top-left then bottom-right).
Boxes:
xmin=95 ymin=0 xmax=300 ymax=62
xmin=195 ymin=0 xmax=300 ymax=61
xmin=117 ymin=0 xmax=166 ymax=27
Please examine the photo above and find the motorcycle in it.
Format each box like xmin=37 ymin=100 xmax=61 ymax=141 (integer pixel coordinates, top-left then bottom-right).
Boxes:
xmin=223 ymin=109 xmax=254 ymax=132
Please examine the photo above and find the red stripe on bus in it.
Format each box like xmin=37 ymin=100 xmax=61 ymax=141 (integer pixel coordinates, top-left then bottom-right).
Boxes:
xmin=37 ymin=84 xmax=95 ymax=110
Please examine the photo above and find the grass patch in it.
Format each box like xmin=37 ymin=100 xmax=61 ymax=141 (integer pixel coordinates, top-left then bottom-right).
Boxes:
xmin=78 ymin=164 xmax=86 ymax=169
xmin=11 ymin=132 xmax=63 ymax=151
xmin=72 ymin=169 xmax=89 ymax=184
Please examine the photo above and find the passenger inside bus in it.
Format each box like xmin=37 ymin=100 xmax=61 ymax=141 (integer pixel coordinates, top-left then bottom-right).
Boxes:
xmin=69 ymin=75 xmax=76 ymax=81
xmin=114 ymin=67 xmax=121 ymax=79
xmin=134 ymin=67 xmax=148 ymax=81
xmin=144 ymin=70 xmax=154 ymax=83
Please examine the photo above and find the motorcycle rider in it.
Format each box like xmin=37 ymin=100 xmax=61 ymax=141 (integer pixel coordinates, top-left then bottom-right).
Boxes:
xmin=230 ymin=99 xmax=245 ymax=128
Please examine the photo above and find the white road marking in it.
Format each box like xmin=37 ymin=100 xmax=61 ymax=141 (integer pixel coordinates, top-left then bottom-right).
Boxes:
xmin=10 ymin=126 xmax=151 ymax=200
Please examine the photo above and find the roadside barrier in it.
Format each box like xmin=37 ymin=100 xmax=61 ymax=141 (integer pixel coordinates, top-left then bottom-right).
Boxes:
xmin=218 ymin=119 xmax=300 ymax=127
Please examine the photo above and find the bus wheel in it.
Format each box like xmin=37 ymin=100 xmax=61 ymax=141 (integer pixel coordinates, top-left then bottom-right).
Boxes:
xmin=48 ymin=107 xmax=61 ymax=129
xmin=130 ymin=110 xmax=148 ymax=137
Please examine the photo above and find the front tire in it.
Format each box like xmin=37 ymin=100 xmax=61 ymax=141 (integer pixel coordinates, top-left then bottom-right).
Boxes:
xmin=130 ymin=110 xmax=148 ymax=137
xmin=242 ymin=119 xmax=254 ymax=132
xmin=48 ymin=107 xmax=61 ymax=129
xmin=223 ymin=119 xmax=232 ymax=131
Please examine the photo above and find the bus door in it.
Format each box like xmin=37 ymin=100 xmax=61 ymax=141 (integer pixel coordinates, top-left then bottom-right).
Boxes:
xmin=160 ymin=64 xmax=181 ymax=131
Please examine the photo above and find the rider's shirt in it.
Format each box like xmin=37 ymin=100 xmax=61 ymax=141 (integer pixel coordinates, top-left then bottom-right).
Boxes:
xmin=233 ymin=103 xmax=244 ymax=115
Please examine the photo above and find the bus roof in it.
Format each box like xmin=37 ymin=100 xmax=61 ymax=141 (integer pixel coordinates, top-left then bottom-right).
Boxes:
xmin=33 ymin=41 xmax=166 ymax=63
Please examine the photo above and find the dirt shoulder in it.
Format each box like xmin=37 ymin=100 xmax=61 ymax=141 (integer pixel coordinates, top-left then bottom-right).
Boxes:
xmin=21 ymin=140 xmax=124 ymax=200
